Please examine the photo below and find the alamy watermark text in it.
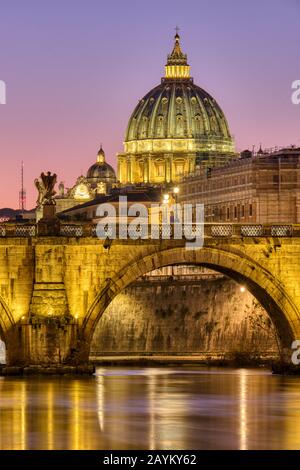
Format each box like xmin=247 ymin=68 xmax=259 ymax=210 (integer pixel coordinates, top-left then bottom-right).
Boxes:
xmin=291 ymin=80 xmax=300 ymax=105
xmin=0 ymin=80 xmax=6 ymax=104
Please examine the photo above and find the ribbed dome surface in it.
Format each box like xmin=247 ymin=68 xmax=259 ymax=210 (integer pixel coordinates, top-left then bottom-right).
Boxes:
xmin=87 ymin=162 xmax=116 ymax=181
xmin=125 ymin=80 xmax=232 ymax=145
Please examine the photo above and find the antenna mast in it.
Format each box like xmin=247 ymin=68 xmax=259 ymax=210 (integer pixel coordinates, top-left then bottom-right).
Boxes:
xmin=19 ymin=161 xmax=26 ymax=213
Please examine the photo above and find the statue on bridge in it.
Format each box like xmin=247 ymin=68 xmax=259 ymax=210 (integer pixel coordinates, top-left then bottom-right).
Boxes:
xmin=35 ymin=172 xmax=60 ymax=234
xmin=35 ymin=171 xmax=57 ymax=207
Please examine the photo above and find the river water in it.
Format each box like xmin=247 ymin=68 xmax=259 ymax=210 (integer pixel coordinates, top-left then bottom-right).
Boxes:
xmin=0 ymin=366 xmax=300 ymax=450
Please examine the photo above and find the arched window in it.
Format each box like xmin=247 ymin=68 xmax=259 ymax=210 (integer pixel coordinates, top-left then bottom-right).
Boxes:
xmin=174 ymin=161 xmax=185 ymax=176
xmin=176 ymin=113 xmax=184 ymax=136
xmin=141 ymin=116 xmax=149 ymax=138
xmin=156 ymin=114 xmax=164 ymax=137
xmin=138 ymin=161 xmax=144 ymax=180
xmin=193 ymin=113 xmax=204 ymax=137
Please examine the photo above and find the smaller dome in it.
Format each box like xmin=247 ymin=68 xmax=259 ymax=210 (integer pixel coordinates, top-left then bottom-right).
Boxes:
xmin=87 ymin=163 xmax=116 ymax=180
xmin=87 ymin=146 xmax=116 ymax=182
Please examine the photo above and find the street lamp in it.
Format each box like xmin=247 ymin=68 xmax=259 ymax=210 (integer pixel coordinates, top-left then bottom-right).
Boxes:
xmin=162 ymin=189 xmax=180 ymax=223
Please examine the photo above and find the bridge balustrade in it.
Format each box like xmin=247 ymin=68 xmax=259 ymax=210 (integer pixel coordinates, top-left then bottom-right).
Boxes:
xmin=240 ymin=225 xmax=264 ymax=237
xmin=0 ymin=222 xmax=298 ymax=238
xmin=60 ymin=225 xmax=83 ymax=237
xmin=210 ymin=225 xmax=233 ymax=237
xmin=271 ymin=225 xmax=293 ymax=237
xmin=15 ymin=225 xmax=36 ymax=237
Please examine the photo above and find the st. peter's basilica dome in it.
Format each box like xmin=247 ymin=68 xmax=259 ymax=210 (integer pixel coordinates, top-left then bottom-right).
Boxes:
xmin=118 ymin=33 xmax=235 ymax=185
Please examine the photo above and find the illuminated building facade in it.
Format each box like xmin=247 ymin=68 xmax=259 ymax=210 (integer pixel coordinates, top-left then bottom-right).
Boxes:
xmin=178 ymin=147 xmax=300 ymax=223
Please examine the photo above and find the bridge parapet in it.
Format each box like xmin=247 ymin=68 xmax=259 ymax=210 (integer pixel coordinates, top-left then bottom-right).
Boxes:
xmin=0 ymin=224 xmax=36 ymax=237
xmin=0 ymin=222 xmax=297 ymax=239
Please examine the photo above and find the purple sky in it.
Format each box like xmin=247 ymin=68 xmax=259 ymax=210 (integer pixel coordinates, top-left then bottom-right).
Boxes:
xmin=0 ymin=0 xmax=299 ymax=208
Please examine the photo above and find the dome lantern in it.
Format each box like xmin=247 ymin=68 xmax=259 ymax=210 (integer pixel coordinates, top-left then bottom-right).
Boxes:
xmin=97 ymin=144 xmax=105 ymax=163
xmin=165 ymin=31 xmax=190 ymax=80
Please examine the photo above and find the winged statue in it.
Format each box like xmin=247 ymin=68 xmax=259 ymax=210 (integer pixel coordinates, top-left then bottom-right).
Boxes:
xmin=35 ymin=171 xmax=57 ymax=206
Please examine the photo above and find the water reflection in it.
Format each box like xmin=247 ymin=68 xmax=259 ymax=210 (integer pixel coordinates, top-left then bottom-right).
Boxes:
xmin=1 ymin=367 xmax=300 ymax=449
xmin=239 ymin=369 xmax=248 ymax=450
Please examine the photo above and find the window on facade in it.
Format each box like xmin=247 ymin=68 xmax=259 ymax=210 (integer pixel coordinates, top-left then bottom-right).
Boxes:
xmin=234 ymin=207 xmax=237 ymax=219
xmin=139 ymin=162 xmax=144 ymax=179
xmin=249 ymin=204 xmax=253 ymax=217
xmin=242 ymin=205 xmax=245 ymax=217
xmin=273 ymin=174 xmax=279 ymax=184
xmin=227 ymin=207 xmax=230 ymax=220
xmin=175 ymin=164 xmax=184 ymax=176
xmin=156 ymin=164 xmax=164 ymax=177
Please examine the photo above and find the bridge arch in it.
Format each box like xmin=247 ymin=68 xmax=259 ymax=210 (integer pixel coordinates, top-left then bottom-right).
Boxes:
xmin=84 ymin=246 xmax=299 ymax=352
xmin=0 ymin=295 xmax=14 ymax=342
xmin=0 ymin=296 xmax=14 ymax=364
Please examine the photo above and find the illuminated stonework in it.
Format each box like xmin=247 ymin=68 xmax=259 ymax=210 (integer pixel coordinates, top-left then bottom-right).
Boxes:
xmin=118 ymin=33 xmax=235 ymax=185
xmin=55 ymin=146 xmax=117 ymax=213
xmin=73 ymin=183 xmax=90 ymax=201
xmin=1 ymin=235 xmax=300 ymax=366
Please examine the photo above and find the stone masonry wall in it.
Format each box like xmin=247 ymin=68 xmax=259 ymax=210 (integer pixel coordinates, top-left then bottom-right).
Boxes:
xmin=91 ymin=274 xmax=278 ymax=356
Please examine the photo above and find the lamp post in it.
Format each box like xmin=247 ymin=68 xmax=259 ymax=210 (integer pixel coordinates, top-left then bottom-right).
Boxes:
xmin=162 ymin=187 xmax=180 ymax=224
xmin=173 ymin=187 xmax=179 ymax=222
xmin=161 ymin=193 xmax=169 ymax=226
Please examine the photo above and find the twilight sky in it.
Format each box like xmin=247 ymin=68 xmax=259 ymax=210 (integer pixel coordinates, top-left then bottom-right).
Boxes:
xmin=0 ymin=0 xmax=299 ymax=208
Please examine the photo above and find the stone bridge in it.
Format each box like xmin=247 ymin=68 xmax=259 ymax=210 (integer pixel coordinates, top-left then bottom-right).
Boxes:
xmin=0 ymin=222 xmax=300 ymax=367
